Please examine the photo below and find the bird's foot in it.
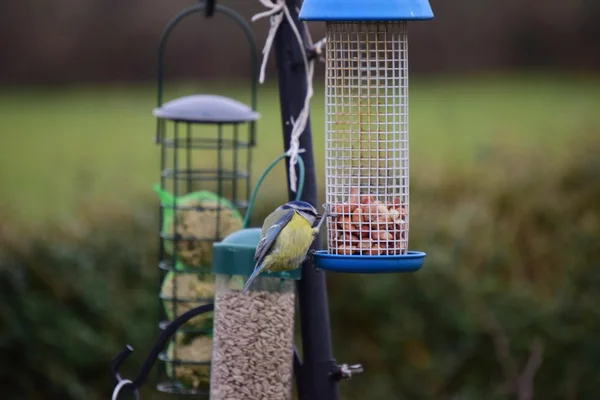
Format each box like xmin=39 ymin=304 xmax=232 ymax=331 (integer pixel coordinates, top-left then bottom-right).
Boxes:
xmin=321 ymin=203 xmax=339 ymax=218
xmin=313 ymin=204 xmax=334 ymax=234
xmin=307 ymin=249 xmax=322 ymax=272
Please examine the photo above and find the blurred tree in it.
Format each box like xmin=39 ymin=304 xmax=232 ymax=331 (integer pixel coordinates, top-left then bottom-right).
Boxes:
xmin=1 ymin=0 xmax=599 ymax=85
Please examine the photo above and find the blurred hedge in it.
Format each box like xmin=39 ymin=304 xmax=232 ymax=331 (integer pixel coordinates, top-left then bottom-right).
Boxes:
xmin=330 ymin=139 xmax=600 ymax=400
xmin=0 ymin=138 xmax=599 ymax=399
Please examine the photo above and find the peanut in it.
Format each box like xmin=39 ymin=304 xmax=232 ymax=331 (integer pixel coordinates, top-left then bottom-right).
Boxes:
xmin=387 ymin=208 xmax=401 ymax=221
xmin=337 ymin=216 xmax=355 ymax=232
xmin=359 ymin=224 xmax=371 ymax=237
xmin=359 ymin=239 xmax=372 ymax=250
xmin=371 ymin=215 xmax=388 ymax=230
xmin=387 ymin=243 xmax=401 ymax=255
xmin=340 ymin=233 xmax=360 ymax=246
xmin=329 ymin=234 xmax=342 ymax=247
xmin=393 ymin=206 xmax=407 ymax=218
xmin=332 ymin=204 xmax=344 ymax=215
xmin=336 ymin=245 xmax=359 ymax=255
xmin=349 ymin=187 xmax=360 ymax=207
xmin=351 ymin=207 xmax=364 ymax=224
xmin=376 ymin=204 xmax=389 ymax=215
xmin=363 ymin=204 xmax=379 ymax=220
xmin=367 ymin=244 xmax=385 ymax=255
xmin=327 ymin=193 xmax=409 ymax=257
xmin=371 ymin=230 xmax=393 ymax=241
xmin=360 ymin=195 xmax=375 ymax=205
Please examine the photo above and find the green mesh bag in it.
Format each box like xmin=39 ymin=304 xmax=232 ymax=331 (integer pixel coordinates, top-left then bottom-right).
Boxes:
xmin=160 ymin=270 xmax=215 ymax=330
xmin=154 ymin=183 xmax=244 ymax=271
xmin=165 ymin=332 xmax=212 ymax=391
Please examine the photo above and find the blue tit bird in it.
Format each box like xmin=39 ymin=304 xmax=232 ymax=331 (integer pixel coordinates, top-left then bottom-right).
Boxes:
xmin=242 ymin=200 xmax=328 ymax=293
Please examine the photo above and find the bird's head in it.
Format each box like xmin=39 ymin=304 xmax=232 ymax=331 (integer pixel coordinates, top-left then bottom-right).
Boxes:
xmin=280 ymin=200 xmax=321 ymax=225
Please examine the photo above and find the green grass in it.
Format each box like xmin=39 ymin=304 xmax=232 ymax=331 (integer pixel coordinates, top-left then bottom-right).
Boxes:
xmin=1 ymin=73 xmax=600 ymax=225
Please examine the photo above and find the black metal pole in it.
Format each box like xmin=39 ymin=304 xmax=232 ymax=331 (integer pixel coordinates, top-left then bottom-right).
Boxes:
xmin=273 ymin=2 xmax=339 ymax=400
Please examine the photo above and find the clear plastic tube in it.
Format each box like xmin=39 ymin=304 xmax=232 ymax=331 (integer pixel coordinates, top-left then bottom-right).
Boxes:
xmin=210 ymin=274 xmax=296 ymax=400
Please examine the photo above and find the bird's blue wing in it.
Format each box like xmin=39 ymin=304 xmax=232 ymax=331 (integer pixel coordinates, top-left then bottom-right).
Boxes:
xmin=253 ymin=208 xmax=295 ymax=268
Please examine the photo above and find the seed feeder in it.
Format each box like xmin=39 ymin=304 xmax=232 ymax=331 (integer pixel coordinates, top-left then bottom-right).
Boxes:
xmin=151 ymin=3 xmax=259 ymax=396
xmin=208 ymin=153 xmax=305 ymax=400
xmin=299 ymin=0 xmax=433 ymax=273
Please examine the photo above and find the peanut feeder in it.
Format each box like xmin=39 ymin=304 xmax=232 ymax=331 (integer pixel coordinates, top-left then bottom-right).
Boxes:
xmin=299 ymin=0 xmax=432 ymax=273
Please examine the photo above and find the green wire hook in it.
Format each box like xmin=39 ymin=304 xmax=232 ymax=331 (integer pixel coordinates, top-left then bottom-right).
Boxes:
xmin=242 ymin=153 xmax=306 ymax=229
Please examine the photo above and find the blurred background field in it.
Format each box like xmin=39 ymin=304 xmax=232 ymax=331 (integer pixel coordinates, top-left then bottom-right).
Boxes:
xmin=3 ymin=75 xmax=599 ymax=225
xmin=1 ymin=0 xmax=600 ymax=399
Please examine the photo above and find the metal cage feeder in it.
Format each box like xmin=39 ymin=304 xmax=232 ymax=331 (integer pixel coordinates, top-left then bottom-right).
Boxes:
xmin=299 ymin=0 xmax=433 ymax=274
xmin=152 ymin=3 xmax=259 ymax=395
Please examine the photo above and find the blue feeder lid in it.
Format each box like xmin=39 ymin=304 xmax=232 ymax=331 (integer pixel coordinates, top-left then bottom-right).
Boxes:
xmin=153 ymin=94 xmax=260 ymax=123
xmin=312 ymin=250 xmax=426 ymax=274
xmin=211 ymin=228 xmax=302 ymax=280
xmin=299 ymin=0 xmax=434 ymax=21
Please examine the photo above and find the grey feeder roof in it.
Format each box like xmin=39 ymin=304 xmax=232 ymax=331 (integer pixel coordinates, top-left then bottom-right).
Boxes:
xmin=153 ymin=94 xmax=260 ymax=123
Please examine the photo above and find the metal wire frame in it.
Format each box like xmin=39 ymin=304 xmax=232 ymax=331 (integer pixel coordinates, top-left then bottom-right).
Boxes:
xmin=156 ymin=120 xmax=252 ymax=396
xmin=110 ymin=304 xmax=215 ymax=400
xmin=155 ymin=3 xmax=259 ymax=145
xmin=324 ymin=21 xmax=410 ymax=257
xmin=153 ymin=3 xmax=259 ymax=395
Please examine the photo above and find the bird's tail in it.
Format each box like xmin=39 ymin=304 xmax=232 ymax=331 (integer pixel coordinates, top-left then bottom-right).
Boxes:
xmin=242 ymin=263 xmax=264 ymax=293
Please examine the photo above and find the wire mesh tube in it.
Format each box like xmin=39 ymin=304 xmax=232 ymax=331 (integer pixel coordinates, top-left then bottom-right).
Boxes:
xmin=156 ymin=121 xmax=252 ymax=395
xmin=325 ymin=21 xmax=410 ymax=257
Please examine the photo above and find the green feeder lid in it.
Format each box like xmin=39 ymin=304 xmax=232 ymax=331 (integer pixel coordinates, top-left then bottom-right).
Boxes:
xmin=211 ymin=228 xmax=301 ymax=280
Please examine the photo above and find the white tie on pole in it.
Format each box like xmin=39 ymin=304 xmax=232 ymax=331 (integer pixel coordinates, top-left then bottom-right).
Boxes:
xmin=252 ymin=0 xmax=324 ymax=193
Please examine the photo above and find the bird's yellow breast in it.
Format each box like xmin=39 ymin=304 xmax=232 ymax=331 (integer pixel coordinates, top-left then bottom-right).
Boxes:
xmin=267 ymin=212 xmax=314 ymax=271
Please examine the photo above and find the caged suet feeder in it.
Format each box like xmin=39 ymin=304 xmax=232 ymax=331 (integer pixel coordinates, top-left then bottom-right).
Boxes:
xmin=151 ymin=3 xmax=259 ymax=395
xmin=299 ymin=0 xmax=433 ymax=273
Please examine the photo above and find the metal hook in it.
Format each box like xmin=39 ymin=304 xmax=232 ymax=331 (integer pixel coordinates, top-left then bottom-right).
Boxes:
xmin=331 ymin=363 xmax=364 ymax=381
xmin=111 ymin=379 xmax=139 ymax=400
xmin=306 ymin=38 xmax=327 ymax=63
xmin=333 ymin=363 xmax=364 ymax=380
xmin=203 ymin=0 xmax=216 ymax=18
xmin=109 ymin=303 xmax=215 ymax=394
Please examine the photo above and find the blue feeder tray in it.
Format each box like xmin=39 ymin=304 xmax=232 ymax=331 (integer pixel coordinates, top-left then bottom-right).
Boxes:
xmin=312 ymin=250 xmax=426 ymax=274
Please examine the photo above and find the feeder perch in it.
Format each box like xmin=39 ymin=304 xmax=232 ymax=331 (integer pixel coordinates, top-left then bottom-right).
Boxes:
xmin=299 ymin=0 xmax=432 ymax=273
xmin=152 ymin=3 xmax=260 ymax=395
